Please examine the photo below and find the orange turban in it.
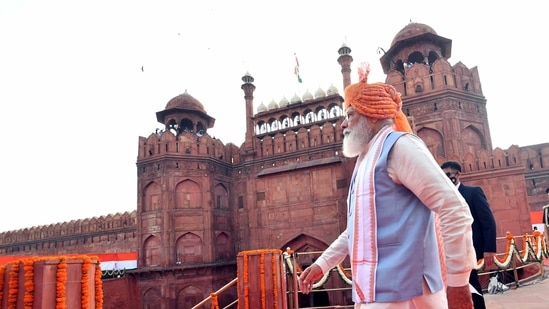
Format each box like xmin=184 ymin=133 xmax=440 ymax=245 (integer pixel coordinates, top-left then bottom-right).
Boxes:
xmin=344 ymin=63 xmax=412 ymax=133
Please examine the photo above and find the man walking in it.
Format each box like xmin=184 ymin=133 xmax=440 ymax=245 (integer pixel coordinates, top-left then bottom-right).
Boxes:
xmin=441 ymin=160 xmax=497 ymax=309
xmin=298 ymin=64 xmax=476 ymax=309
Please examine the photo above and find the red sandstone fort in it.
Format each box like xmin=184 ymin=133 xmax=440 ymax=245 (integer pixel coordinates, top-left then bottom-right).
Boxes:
xmin=1 ymin=22 xmax=549 ymax=308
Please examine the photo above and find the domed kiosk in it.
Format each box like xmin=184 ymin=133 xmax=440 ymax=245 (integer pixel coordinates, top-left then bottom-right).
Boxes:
xmin=155 ymin=90 xmax=215 ymax=136
xmin=380 ymin=22 xmax=452 ymax=74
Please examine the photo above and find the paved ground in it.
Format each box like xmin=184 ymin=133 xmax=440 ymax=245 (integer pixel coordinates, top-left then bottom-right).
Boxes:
xmin=484 ymin=265 xmax=549 ymax=309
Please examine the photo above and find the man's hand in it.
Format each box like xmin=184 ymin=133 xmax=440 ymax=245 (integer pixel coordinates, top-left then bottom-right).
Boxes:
xmin=298 ymin=264 xmax=323 ymax=294
xmin=447 ymin=285 xmax=473 ymax=309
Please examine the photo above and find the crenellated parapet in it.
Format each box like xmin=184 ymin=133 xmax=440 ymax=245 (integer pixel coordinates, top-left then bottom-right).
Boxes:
xmin=388 ymin=59 xmax=482 ymax=97
xmin=138 ymin=129 xmax=239 ymax=165
xmin=0 ymin=211 xmax=137 ymax=256
xmin=456 ymin=145 xmax=523 ymax=173
xmin=519 ymin=143 xmax=549 ymax=209
xmin=519 ymin=143 xmax=549 ymax=171
xmin=451 ymin=142 xmax=549 ymax=184
xmin=427 ymin=141 xmax=549 ymax=234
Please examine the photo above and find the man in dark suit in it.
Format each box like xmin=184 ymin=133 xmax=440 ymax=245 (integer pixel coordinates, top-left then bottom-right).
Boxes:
xmin=543 ymin=189 xmax=549 ymax=245
xmin=441 ymin=160 xmax=497 ymax=309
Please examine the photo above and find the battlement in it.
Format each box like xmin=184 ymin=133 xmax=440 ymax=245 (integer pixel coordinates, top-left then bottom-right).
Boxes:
xmin=0 ymin=211 xmax=137 ymax=256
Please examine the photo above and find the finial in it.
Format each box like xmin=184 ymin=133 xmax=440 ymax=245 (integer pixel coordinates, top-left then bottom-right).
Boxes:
xmin=357 ymin=62 xmax=371 ymax=83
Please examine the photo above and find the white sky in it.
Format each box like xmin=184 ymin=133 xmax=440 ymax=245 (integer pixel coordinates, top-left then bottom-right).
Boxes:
xmin=0 ymin=0 xmax=545 ymax=232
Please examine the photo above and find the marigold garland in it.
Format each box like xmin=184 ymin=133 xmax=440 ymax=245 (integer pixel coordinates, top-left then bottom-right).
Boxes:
xmin=0 ymin=265 xmax=5 ymax=306
xmin=81 ymin=255 xmax=92 ymax=309
xmin=337 ymin=264 xmax=352 ymax=279
xmin=259 ymin=252 xmax=266 ymax=308
xmin=271 ymin=254 xmax=278 ymax=309
xmin=283 ymin=249 xmax=347 ymax=288
xmin=94 ymin=259 xmax=104 ymax=309
xmin=284 ymin=236 xmax=549 ymax=289
xmin=473 ymin=231 xmax=549 ymax=270
xmin=23 ymin=258 xmax=35 ymax=309
xmin=0 ymin=255 xmax=103 ymax=309
xmin=242 ymin=252 xmax=249 ymax=309
xmin=56 ymin=258 xmax=67 ymax=309
xmin=239 ymin=249 xmax=282 ymax=309
xmin=336 ymin=264 xmax=353 ymax=286
xmin=210 ymin=292 xmax=219 ymax=309
xmin=8 ymin=262 xmax=19 ymax=309
xmin=532 ymin=231 xmax=547 ymax=260
xmin=494 ymin=232 xmax=515 ymax=267
xmin=521 ymin=234 xmax=532 ymax=262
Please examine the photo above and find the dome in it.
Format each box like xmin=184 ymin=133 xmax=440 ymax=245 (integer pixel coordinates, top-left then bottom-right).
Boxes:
xmin=380 ymin=22 xmax=451 ymax=75
xmin=165 ymin=90 xmax=206 ymax=113
xmin=257 ymin=102 xmax=267 ymax=113
xmin=302 ymin=89 xmax=314 ymax=102
xmin=279 ymin=96 xmax=289 ymax=107
xmin=290 ymin=93 xmax=302 ymax=105
xmin=314 ymin=87 xmax=326 ymax=99
xmin=338 ymin=43 xmax=351 ymax=56
xmin=156 ymin=89 xmax=215 ymax=126
xmin=267 ymin=99 xmax=279 ymax=110
xmin=326 ymin=84 xmax=338 ymax=95
xmin=391 ymin=22 xmax=437 ymax=47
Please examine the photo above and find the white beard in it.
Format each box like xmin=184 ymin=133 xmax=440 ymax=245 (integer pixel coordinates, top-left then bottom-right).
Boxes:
xmin=342 ymin=117 xmax=375 ymax=158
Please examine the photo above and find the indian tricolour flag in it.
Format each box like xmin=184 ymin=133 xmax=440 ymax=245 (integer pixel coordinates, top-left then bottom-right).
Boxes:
xmin=0 ymin=252 xmax=137 ymax=271
xmin=294 ymin=54 xmax=302 ymax=83
xmin=98 ymin=252 xmax=137 ymax=270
